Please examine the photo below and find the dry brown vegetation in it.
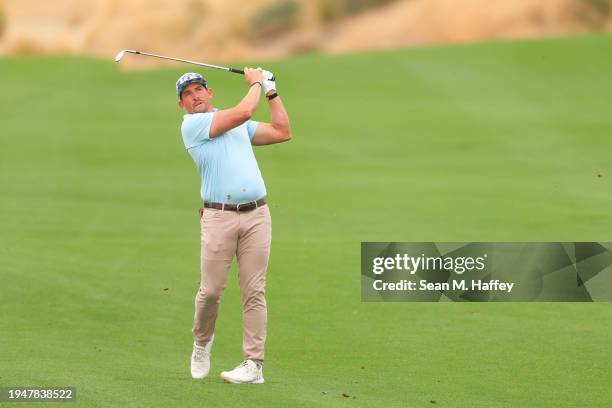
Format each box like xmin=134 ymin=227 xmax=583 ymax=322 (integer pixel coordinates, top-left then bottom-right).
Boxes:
xmin=0 ymin=0 xmax=610 ymax=66
xmin=0 ymin=2 xmax=6 ymax=39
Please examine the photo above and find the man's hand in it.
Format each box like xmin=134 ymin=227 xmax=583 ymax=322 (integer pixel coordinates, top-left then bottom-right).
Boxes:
xmin=244 ymin=67 xmax=263 ymax=87
xmin=257 ymin=68 xmax=276 ymax=96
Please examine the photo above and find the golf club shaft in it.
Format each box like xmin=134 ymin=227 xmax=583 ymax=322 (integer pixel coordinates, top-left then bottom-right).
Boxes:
xmin=124 ymin=50 xmax=244 ymax=75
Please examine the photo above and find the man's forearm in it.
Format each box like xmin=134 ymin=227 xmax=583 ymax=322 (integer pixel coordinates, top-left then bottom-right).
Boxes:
xmin=236 ymin=83 xmax=263 ymax=117
xmin=268 ymin=96 xmax=291 ymax=135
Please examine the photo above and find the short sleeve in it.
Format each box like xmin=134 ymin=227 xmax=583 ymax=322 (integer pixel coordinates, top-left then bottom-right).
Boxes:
xmin=246 ymin=120 xmax=259 ymax=142
xmin=181 ymin=112 xmax=214 ymax=149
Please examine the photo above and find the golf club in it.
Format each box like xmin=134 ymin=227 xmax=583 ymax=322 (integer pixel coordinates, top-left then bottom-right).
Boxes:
xmin=114 ymin=49 xmax=245 ymax=75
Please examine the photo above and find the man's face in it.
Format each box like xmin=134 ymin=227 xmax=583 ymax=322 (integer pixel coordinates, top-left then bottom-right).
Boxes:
xmin=178 ymin=82 xmax=214 ymax=114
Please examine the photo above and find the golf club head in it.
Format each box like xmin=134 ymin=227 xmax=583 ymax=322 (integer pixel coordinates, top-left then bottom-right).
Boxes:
xmin=114 ymin=49 xmax=137 ymax=62
xmin=114 ymin=50 xmax=125 ymax=62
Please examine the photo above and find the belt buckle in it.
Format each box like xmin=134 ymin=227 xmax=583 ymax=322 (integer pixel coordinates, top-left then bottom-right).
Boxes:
xmin=236 ymin=200 xmax=256 ymax=212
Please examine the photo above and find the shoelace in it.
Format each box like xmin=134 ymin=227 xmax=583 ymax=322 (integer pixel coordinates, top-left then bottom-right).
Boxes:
xmin=193 ymin=347 xmax=209 ymax=362
xmin=238 ymin=360 xmax=261 ymax=374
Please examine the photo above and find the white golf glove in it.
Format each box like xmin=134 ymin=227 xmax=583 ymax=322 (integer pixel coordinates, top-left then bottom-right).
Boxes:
xmin=257 ymin=67 xmax=276 ymax=95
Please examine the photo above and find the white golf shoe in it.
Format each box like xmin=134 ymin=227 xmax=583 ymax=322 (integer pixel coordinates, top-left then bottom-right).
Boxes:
xmin=220 ymin=359 xmax=265 ymax=384
xmin=190 ymin=335 xmax=214 ymax=379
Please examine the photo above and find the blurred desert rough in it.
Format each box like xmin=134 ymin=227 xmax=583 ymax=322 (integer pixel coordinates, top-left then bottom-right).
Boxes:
xmin=0 ymin=0 xmax=610 ymax=66
xmin=0 ymin=2 xmax=6 ymax=40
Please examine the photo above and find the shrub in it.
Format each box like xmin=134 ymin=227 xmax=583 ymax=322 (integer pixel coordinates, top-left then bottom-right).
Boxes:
xmin=317 ymin=0 xmax=399 ymax=22
xmin=250 ymin=0 xmax=300 ymax=39
xmin=576 ymin=0 xmax=611 ymax=28
xmin=582 ymin=0 xmax=611 ymax=16
xmin=0 ymin=6 xmax=6 ymax=39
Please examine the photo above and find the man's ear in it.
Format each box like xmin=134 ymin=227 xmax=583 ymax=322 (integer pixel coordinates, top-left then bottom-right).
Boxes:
xmin=178 ymin=99 xmax=184 ymax=109
xmin=208 ymin=88 xmax=214 ymax=97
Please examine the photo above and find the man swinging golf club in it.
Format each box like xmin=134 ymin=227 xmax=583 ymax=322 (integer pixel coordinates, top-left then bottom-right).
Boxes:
xmin=177 ymin=67 xmax=291 ymax=384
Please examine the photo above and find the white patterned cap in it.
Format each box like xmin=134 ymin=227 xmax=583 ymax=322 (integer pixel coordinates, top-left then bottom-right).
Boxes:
xmin=176 ymin=72 xmax=207 ymax=97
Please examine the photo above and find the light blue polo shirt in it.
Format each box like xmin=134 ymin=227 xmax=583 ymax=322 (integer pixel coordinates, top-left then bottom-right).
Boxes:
xmin=181 ymin=110 xmax=267 ymax=204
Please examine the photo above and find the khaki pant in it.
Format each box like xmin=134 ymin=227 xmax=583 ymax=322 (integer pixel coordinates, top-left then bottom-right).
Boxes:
xmin=192 ymin=204 xmax=272 ymax=361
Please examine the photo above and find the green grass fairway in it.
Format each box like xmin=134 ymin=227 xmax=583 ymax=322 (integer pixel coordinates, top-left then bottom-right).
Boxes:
xmin=1 ymin=35 xmax=611 ymax=407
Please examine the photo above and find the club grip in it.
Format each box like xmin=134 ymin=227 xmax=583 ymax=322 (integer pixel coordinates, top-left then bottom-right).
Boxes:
xmin=229 ymin=68 xmax=245 ymax=75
